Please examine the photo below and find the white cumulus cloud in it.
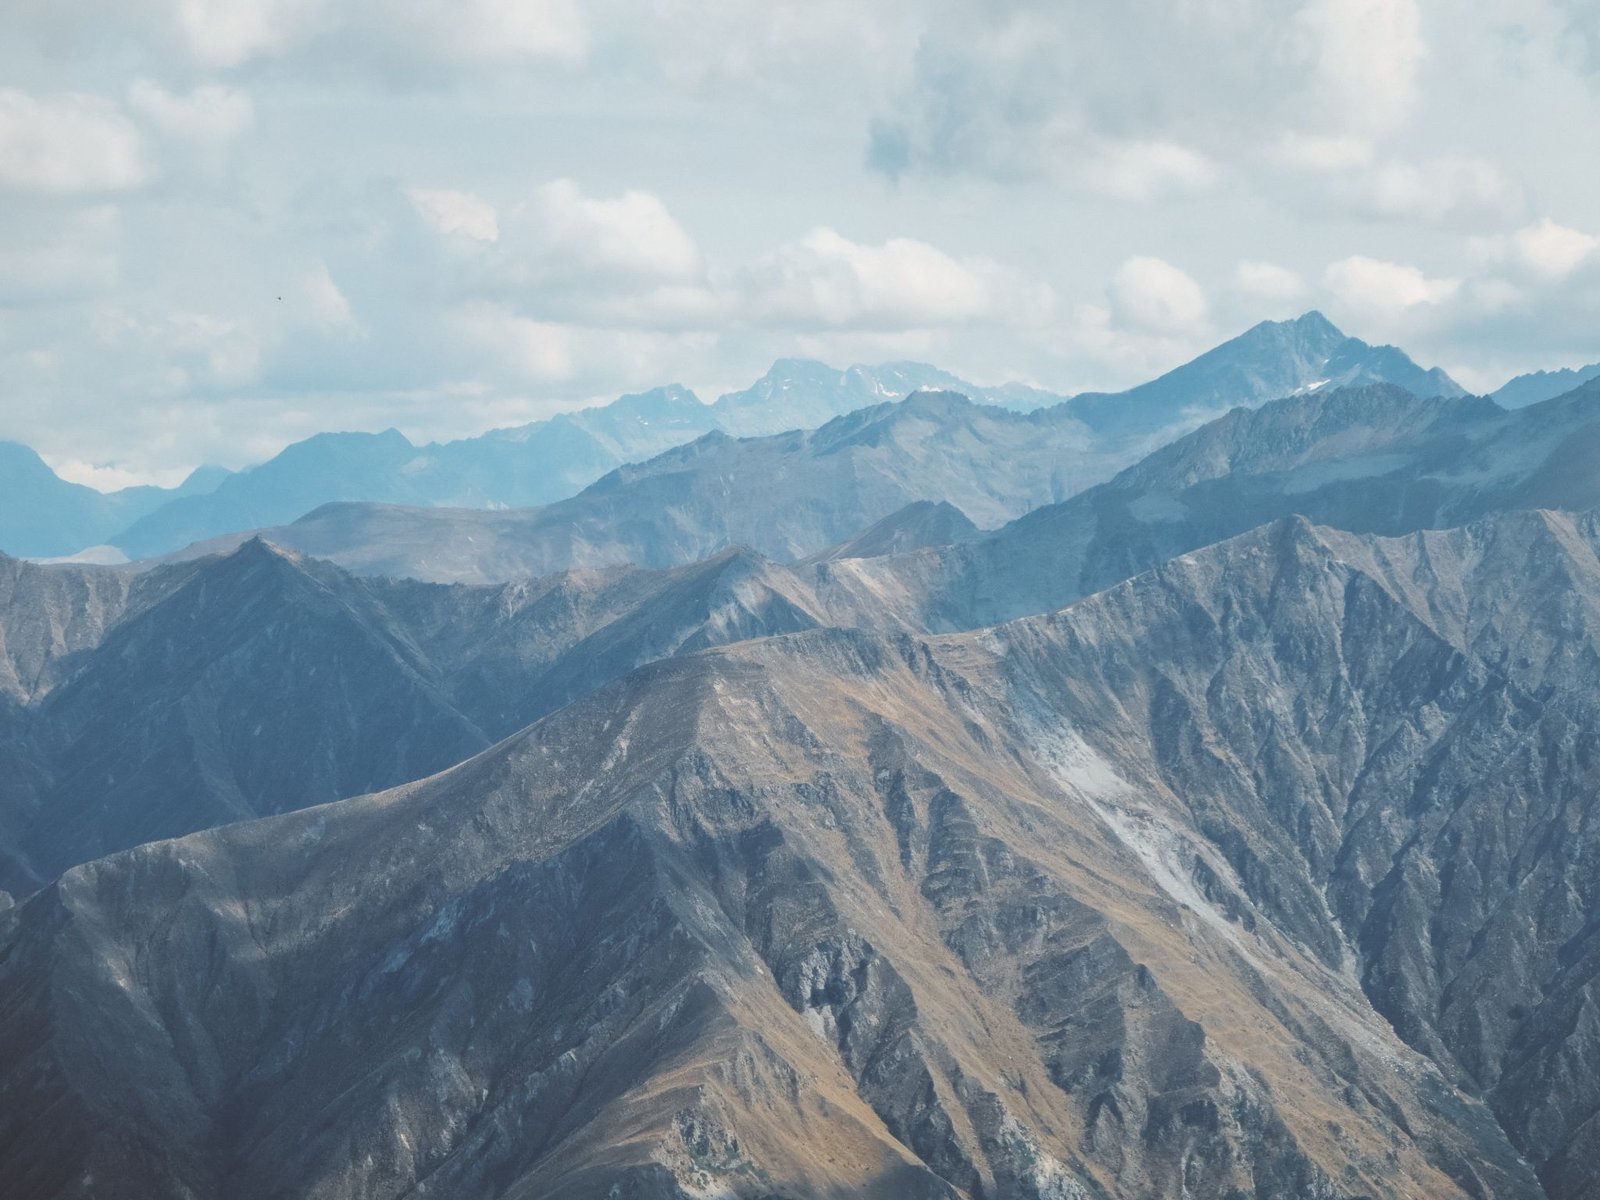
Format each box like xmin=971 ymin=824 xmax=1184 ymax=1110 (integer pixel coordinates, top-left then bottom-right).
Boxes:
xmin=739 ymin=228 xmax=1038 ymax=330
xmin=1361 ymin=156 xmax=1523 ymax=222
xmin=1513 ymin=218 xmax=1599 ymax=279
xmin=0 ymin=89 xmax=147 ymax=193
xmin=1108 ymin=257 xmax=1209 ymax=335
xmin=128 ymin=80 xmax=254 ymax=142
xmin=531 ymin=178 xmax=700 ymax=283
xmin=1324 ymin=255 xmax=1460 ymax=314
xmin=409 ymin=187 xmax=501 ymax=243
xmin=1235 ymin=261 xmax=1310 ymax=303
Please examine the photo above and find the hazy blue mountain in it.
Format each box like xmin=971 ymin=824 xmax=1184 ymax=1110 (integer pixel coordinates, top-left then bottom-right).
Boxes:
xmin=0 ymin=442 xmax=227 ymax=559
xmin=1065 ymin=310 xmax=1463 ymax=448
xmin=848 ymin=375 xmax=1600 ymax=630
xmin=110 ymin=388 xmax=725 ymax=559
xmin=21 ymin=313 xmax=1470 ymax=565
xmin=155 ymin=393 xmax=1109 ymax=581
xmin=1492 ymin=361 xmax=1600 ymax=409
xmin=710 ymin=359 xmax=1067 ymax=435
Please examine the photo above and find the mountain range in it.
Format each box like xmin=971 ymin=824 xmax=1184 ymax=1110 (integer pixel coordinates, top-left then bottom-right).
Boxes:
xmin=841 ymin=374 xmax=1600 ymax=630
xmin=1491 ymin=360 xmax=1600 ymax=409
xmin=5 ymin=506 xmax=1600 ymax=1197
xmin=4 ymin=313 xmax=1463 ymax=562
xmin=0 ymin=442 xmax=228 ymax=560
xmin=5 ymin=313 xmax=1600 ymax=1199
xmin=12 ymin=372 xmax=1600 ymax=894
xmin=180 ymin=370 xmax=1599 ymax=595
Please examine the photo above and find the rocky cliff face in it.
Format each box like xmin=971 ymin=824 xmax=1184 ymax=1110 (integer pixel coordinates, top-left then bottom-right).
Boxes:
xmin=4 ymin=509 xmax=1597 ymax=1198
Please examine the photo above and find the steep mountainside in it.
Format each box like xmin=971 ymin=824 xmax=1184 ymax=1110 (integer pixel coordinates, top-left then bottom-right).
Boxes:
xmin=156 ymin=392 xmax=1102 ymax=581
xmin=15 ymin=377 xmax=1600 ymax=889
xmin=807 ymin=500 xmax=981 ymax=561
xmin=859 ymin=377 xmax=1600 ymax=629
xmin=77 ymin=313 xmax=1460 ymax=568
xmin=101 ymin=366 xmax=1064 ymax=561
xmin=1492 ymin=361 xmax=1600 ymax=409
xmin=0 ymin=540 xmax=910 ymax=893
xmin=1065 ymin=310 xmax=1462 ymax=445
xmin=150 ymin=327 xmax=1472 ymax=586
xmin=7 ymin=512 xmax=1599 ymax=1197
xmin=110 ymin=388 xmax=723 ymax=560
xmin=0 ymin=442 xmax=225 ymax=559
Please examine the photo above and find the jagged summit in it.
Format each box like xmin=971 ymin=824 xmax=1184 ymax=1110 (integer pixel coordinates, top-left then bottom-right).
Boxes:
xmin=1066 ymin=311 xmax=1464 ymax=439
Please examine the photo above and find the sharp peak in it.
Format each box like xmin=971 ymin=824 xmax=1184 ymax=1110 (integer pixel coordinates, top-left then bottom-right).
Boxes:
xmin=224 ymin=536 xmax=310 ymax=569
xmin=1237 ymin=310 xmax=1346 ymax=340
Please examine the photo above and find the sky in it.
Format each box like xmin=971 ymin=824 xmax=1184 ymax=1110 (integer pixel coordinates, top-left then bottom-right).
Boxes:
xmin=2 ymin=0 xmax=1598 ymax=487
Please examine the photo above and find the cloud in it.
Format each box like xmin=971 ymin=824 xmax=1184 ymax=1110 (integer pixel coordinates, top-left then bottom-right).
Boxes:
xmin=1108 ymin=257 xmax=1209 ymax=335
xmin=0 ymin=89 xmax=147 ymax=193
xmin=447 ymin=301 xmax=718 ymax=393
xmin=370 ymin=0 xmax=588 ymax=68
xmin=17 ymin=0 xmax=587 ymax=74
xmin=1277 ymin=132 xmax=1375 ymax=171
xmin=738 ymin=228 xmax=1043 ymax=330
xmin=530 ymin=178 xmax=699 ymax=283
xmin=452 ymin=304 xmax=575 ymax=382
xmin=1324 ymin=255 xmax=1460 ymax=314
xmin=127 ymin=80 xmax=254 ymax=142
xmin=404 ymin=175 xmax=1053 ymax=338
xmin=1467 ymin=217 xmax=1600 ymax=281
xmin=0 ymin=205 xmax=121 ymax=303
xmin=46 ymin=458 xmax=194 ymax=491
xmin=1235 ymin=261 xmax=1310 ymax=303
xmin=1294 ymin=0 xmax=1424 ymax=136
xmin=408 ymin=187 xmax=500 ymax=242
xmin=1512 ymin=217 xmax=1599 ymax=279
xmin=301 ymin=261 xmax=354 ymax=329
xmin=1359 ymin=155 xmax=1523 ymax=222
xmin=1555 ymin=0 xmax=1600 ymax=75
xmin=172 ymin=0 xmax=325 ymax=69
xmin=1081 ymin=140 xmax=1217 ymax=202
xmin=868 ymin=0 xmax=1426 ymax=185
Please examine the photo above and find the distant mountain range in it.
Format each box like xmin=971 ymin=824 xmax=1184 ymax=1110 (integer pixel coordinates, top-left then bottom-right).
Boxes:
xmin=4 ymin=312 xmax=1468 ymax=561
xmin=137 ymin=315 xmax=1480 ymax=581
xmin=843 ymin=374 xmax=1600 ymax=630
xmin=0 ymin=442 xmax=228 ymax=559
xmin=1492 ymin=359 xmax=1600 ymax=408
xmin=1066 ymin=308 xmax=1463 ymax=439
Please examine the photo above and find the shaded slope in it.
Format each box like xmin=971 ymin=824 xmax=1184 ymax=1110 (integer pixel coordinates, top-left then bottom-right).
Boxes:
xmin=14 ymin=512 xmax=1600 ymax=1195
xmin=0 ymin=443 xmax=225 ymax=559
xmin=1065 ymin=310 xmax=1461 ymax=441
xmin=865 ymin=377 xmax=1600 ymax=629
xmin=0 ymin=541 xmax=902 ymax=893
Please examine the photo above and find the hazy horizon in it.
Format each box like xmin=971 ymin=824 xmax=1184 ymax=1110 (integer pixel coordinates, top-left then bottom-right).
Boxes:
xmin=4 ymin=0 xmax=1599 ymax=486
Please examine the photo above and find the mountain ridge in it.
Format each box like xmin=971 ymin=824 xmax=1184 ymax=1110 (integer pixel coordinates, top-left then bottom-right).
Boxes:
xmin=5 ymin=313 xmax=1466 ymax=563
xmin=9 ymin=506 xmax=1600 ymax=1196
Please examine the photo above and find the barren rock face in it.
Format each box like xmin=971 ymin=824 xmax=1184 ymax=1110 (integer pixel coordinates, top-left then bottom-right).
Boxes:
xmin=5 ymin=509 xmax=1598 ymax=1198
